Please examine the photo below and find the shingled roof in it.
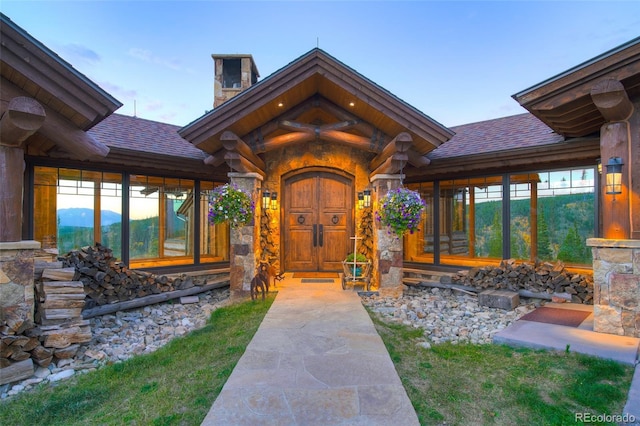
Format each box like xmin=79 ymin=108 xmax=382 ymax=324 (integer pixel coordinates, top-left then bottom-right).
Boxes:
xmin=428 ymin=113 xmax=564 ymax=160
xmin=88 ymin=112 xmax=568 ymax=166
xmin=89 ymin=114 xmax=207 ymax=161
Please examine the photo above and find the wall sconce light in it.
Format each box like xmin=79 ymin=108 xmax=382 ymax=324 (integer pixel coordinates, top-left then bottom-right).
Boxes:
xmin=358 ymin=192 xmax=364 ymax=209
xmin=270 ymin=191 xmax=278 ymax=210
xmin=605 ymin=157 xmax=623 ymax=195
xmin=262 ymin=190 xmax=271 ymax=210
xmin=363 ymin=189 xmax=371 ymax=208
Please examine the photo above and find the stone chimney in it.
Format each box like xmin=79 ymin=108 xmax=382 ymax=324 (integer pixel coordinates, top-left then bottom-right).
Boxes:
xmin=212 ymin=54 xmax=259 ymax=108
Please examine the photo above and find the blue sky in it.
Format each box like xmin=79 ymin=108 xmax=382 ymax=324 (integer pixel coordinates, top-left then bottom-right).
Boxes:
xmin=2 ymin=1 xmax=639 ymax=128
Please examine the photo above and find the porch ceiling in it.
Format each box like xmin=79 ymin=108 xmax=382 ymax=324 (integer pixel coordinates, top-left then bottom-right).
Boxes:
xmin=513 ymin=37 xmax=640 ymax=138
xmin=179 ymin=48 xmax=454 ymax=159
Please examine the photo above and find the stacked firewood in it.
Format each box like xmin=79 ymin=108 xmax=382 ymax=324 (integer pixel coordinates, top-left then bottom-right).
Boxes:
xmin=448 ymin=259 xmax=594 ymax=304
xmin=60 ymin=243 xmax=197 ymax=308
xmin=1 ymin=254 xmax=90 ymax=385
xmin=34 ymin=262 xmax=92 ymax=364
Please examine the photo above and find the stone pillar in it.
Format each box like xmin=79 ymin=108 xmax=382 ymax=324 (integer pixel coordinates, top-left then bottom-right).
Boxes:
xmin=587 ymin=238 xmax=640 ymax=337
xmin=0 ymin=240 xmax=40 ymax=334
xmin=371 ymin=174 xmax=403 ymax=295
xmin=228 ymin=172 xmax=263 ymax=299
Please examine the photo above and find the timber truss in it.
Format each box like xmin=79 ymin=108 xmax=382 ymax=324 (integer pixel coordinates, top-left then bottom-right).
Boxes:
xmin=203 ymin=96 xmax=431 ymax=179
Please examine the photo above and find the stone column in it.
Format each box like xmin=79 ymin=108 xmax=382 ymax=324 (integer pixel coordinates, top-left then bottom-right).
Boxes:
xmin=228 ymin=172 xmax=263 ymax=299
xmin=0 ymin=241 xmax=40 ymax=333
xmin=371 ymin=174 xmax=404 ymax=296
xmin=587 ymin=238 xmax=640 ymax=337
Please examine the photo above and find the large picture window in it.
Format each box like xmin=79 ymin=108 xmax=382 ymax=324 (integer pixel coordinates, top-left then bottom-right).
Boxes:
xmin=34 ymin=167 xmax=123 ymax=257
xmin=405 ymin=166 xmax=595 ymax=268
xmin=32 ymin=166 xmax=229 ymax=269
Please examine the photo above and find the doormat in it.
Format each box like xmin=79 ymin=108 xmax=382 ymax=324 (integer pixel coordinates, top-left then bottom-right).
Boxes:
xmin=519 ymin=307 xmax=591 ymax=328
xmin=301 ymin=278 xmax=335 ymax=283
xmin=293 ymin=272 xmax=339 ymax=278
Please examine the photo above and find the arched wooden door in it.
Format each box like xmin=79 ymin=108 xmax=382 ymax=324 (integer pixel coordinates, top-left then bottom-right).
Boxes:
xmin=283 ymin=171 xmax=353 ymax=272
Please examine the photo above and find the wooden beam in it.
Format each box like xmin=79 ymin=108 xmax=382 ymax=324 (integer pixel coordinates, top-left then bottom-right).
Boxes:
xmin=220 ymin=131 xmax=266 ymax=170
xmin=590 ymin=79 xmax=634 ymax=122
xmin=82 ymin=278 xmax=229 ymax=319
xmin=40 ymin=112 xmax=110 ymax=160
xmin=407 ymin=148 xmax=431 ymax=168
xmin=368 ymin=153 xmax=408 ymax=179
xmin=369 ymin=132 xmax=413 ymax=171
xmin=2 ymin=81 xmax=109 ymax=160
xmin=224 ymin=152 xmax=266 ymax=178
xmin=260 ymin=132 xmax=315 ymax=152
xmin=320 ymin=129 xmax=376 ymax=151
xmin=204 ymin=149 xmax=227 ymax=167
xmin=0 ymin=145 xmax=24 ymax=242
xmin=278 ymin=120 xmax=316 ymax=133
xmin=0 ymin=96 xmax=46 ymax=147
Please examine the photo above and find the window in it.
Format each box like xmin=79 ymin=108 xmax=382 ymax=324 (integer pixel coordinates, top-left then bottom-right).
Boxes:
xmin=404 ymin=166 xmax=595 ymax=268
xmin=33 ymin=166 xmax=229 ymax=268
xmin=33 ymin=167 xmax=123 ymax=257
xmin=200 ymin=181 xmax=229 ymax=262
xmin=129 ymin=175 xmax=195 ymax=267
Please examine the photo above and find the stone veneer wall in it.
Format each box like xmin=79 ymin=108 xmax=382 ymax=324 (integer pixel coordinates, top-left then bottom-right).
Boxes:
xmin=587 ymin=238 xmax=640 ymax=337
xmin=263 ymin=141 xmax=374 ymax=280
xmin=370 ymin=174 xmax=403 ymax=295
xmin=228 ymin=173 xmax=262 ymax=298
xmin=0 ymin=241 xmax=39 ymax=335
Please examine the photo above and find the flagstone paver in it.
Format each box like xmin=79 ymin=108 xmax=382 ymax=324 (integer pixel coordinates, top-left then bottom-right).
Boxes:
xmin=201 ymin=277 xmax=419 ymax=426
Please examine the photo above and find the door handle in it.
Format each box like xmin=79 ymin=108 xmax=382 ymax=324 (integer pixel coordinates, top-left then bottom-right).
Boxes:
xmin=319 ymin=224 xmax=324 ymax=247
xmin=313 ymin=224 xmax=317 ymax=247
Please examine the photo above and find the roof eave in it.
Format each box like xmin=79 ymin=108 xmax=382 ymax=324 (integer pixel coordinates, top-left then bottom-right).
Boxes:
xmin=0 ymin=13 xmax=122 ymax=129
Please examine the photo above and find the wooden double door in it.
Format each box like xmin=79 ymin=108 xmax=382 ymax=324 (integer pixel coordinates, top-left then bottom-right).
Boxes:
xmin=283 ymin=171 xmax=353 ymax=272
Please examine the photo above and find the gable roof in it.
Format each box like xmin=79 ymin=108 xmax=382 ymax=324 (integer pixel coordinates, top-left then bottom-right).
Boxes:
xmin=0 ymin=13 xmax=121 ymax=131
xmin=513 ymin=36 xmax=640 ymax=137
xmin=179 ymin=48 xmax=454 ymax=157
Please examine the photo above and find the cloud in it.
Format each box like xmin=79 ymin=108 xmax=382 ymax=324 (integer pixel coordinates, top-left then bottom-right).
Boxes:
xmin=98 ymin=81 xmax=137 ymax=100
xmin=128 ymin=47 xmax=182 ymax=71
xmin=60 ymin=43 xmax=101 ymax=65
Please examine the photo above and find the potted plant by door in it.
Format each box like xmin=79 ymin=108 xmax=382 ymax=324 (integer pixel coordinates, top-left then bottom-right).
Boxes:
xmin=342 ymin=252 xmax=371 ymax=290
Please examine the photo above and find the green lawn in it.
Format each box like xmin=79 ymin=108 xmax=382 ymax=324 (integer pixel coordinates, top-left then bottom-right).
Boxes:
xmin=369 ymin=310 xmax=634 ymax=425
xmin=0 ymin=295 xmax=275 ymax=426
xmin=0 ymin=294 xmax=634 ymax=425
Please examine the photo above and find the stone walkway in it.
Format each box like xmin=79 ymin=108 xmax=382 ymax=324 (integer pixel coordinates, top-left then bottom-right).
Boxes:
xmin=201 ymin=277 xmax=419 ymax=425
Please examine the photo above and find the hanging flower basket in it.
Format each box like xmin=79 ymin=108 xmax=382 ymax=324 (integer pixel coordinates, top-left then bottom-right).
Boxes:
xmin=376 ymin=187 xmax=426 ymax=236
xmin=208 ymin=183 xmax=254 ymax=228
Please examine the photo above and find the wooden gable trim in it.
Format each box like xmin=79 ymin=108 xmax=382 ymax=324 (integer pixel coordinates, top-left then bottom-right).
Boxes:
xmin=513 ymin=37 xmax=640 ymax=137
xmin=2 ymin=80 xmax=109 ymax=159
xmin=1 ymin=14 xmax=121 ymax=129
xmin=180 ymin=49 xmax=453 ymax=156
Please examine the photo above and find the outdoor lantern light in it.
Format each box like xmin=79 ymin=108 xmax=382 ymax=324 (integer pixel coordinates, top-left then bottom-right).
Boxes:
xmin=262 ymin=190 xmax=271 ymax=210
xmin=605 ymin=157 xmax=624 ymax=195
xmin=270 ymin=191 xmax=278 ymax=210
xmin=358 ymin=192 xmax=364 ymax=209
xmin=363 ymin=189 xmax=372 ymax=208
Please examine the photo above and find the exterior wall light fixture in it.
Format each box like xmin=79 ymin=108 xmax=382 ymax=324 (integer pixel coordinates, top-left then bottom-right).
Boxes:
xmin=363 ymin=189 xmax=371 ymax=208
xmin=262 ymin=190 xmax=271 ymax=210
xmin=270 ymin=192 xmax=278 ymax=210
xmin=605 ymin=157 xmax=624 ymax=195
xmin=358 ymin=189 xmax=372 ymax=209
